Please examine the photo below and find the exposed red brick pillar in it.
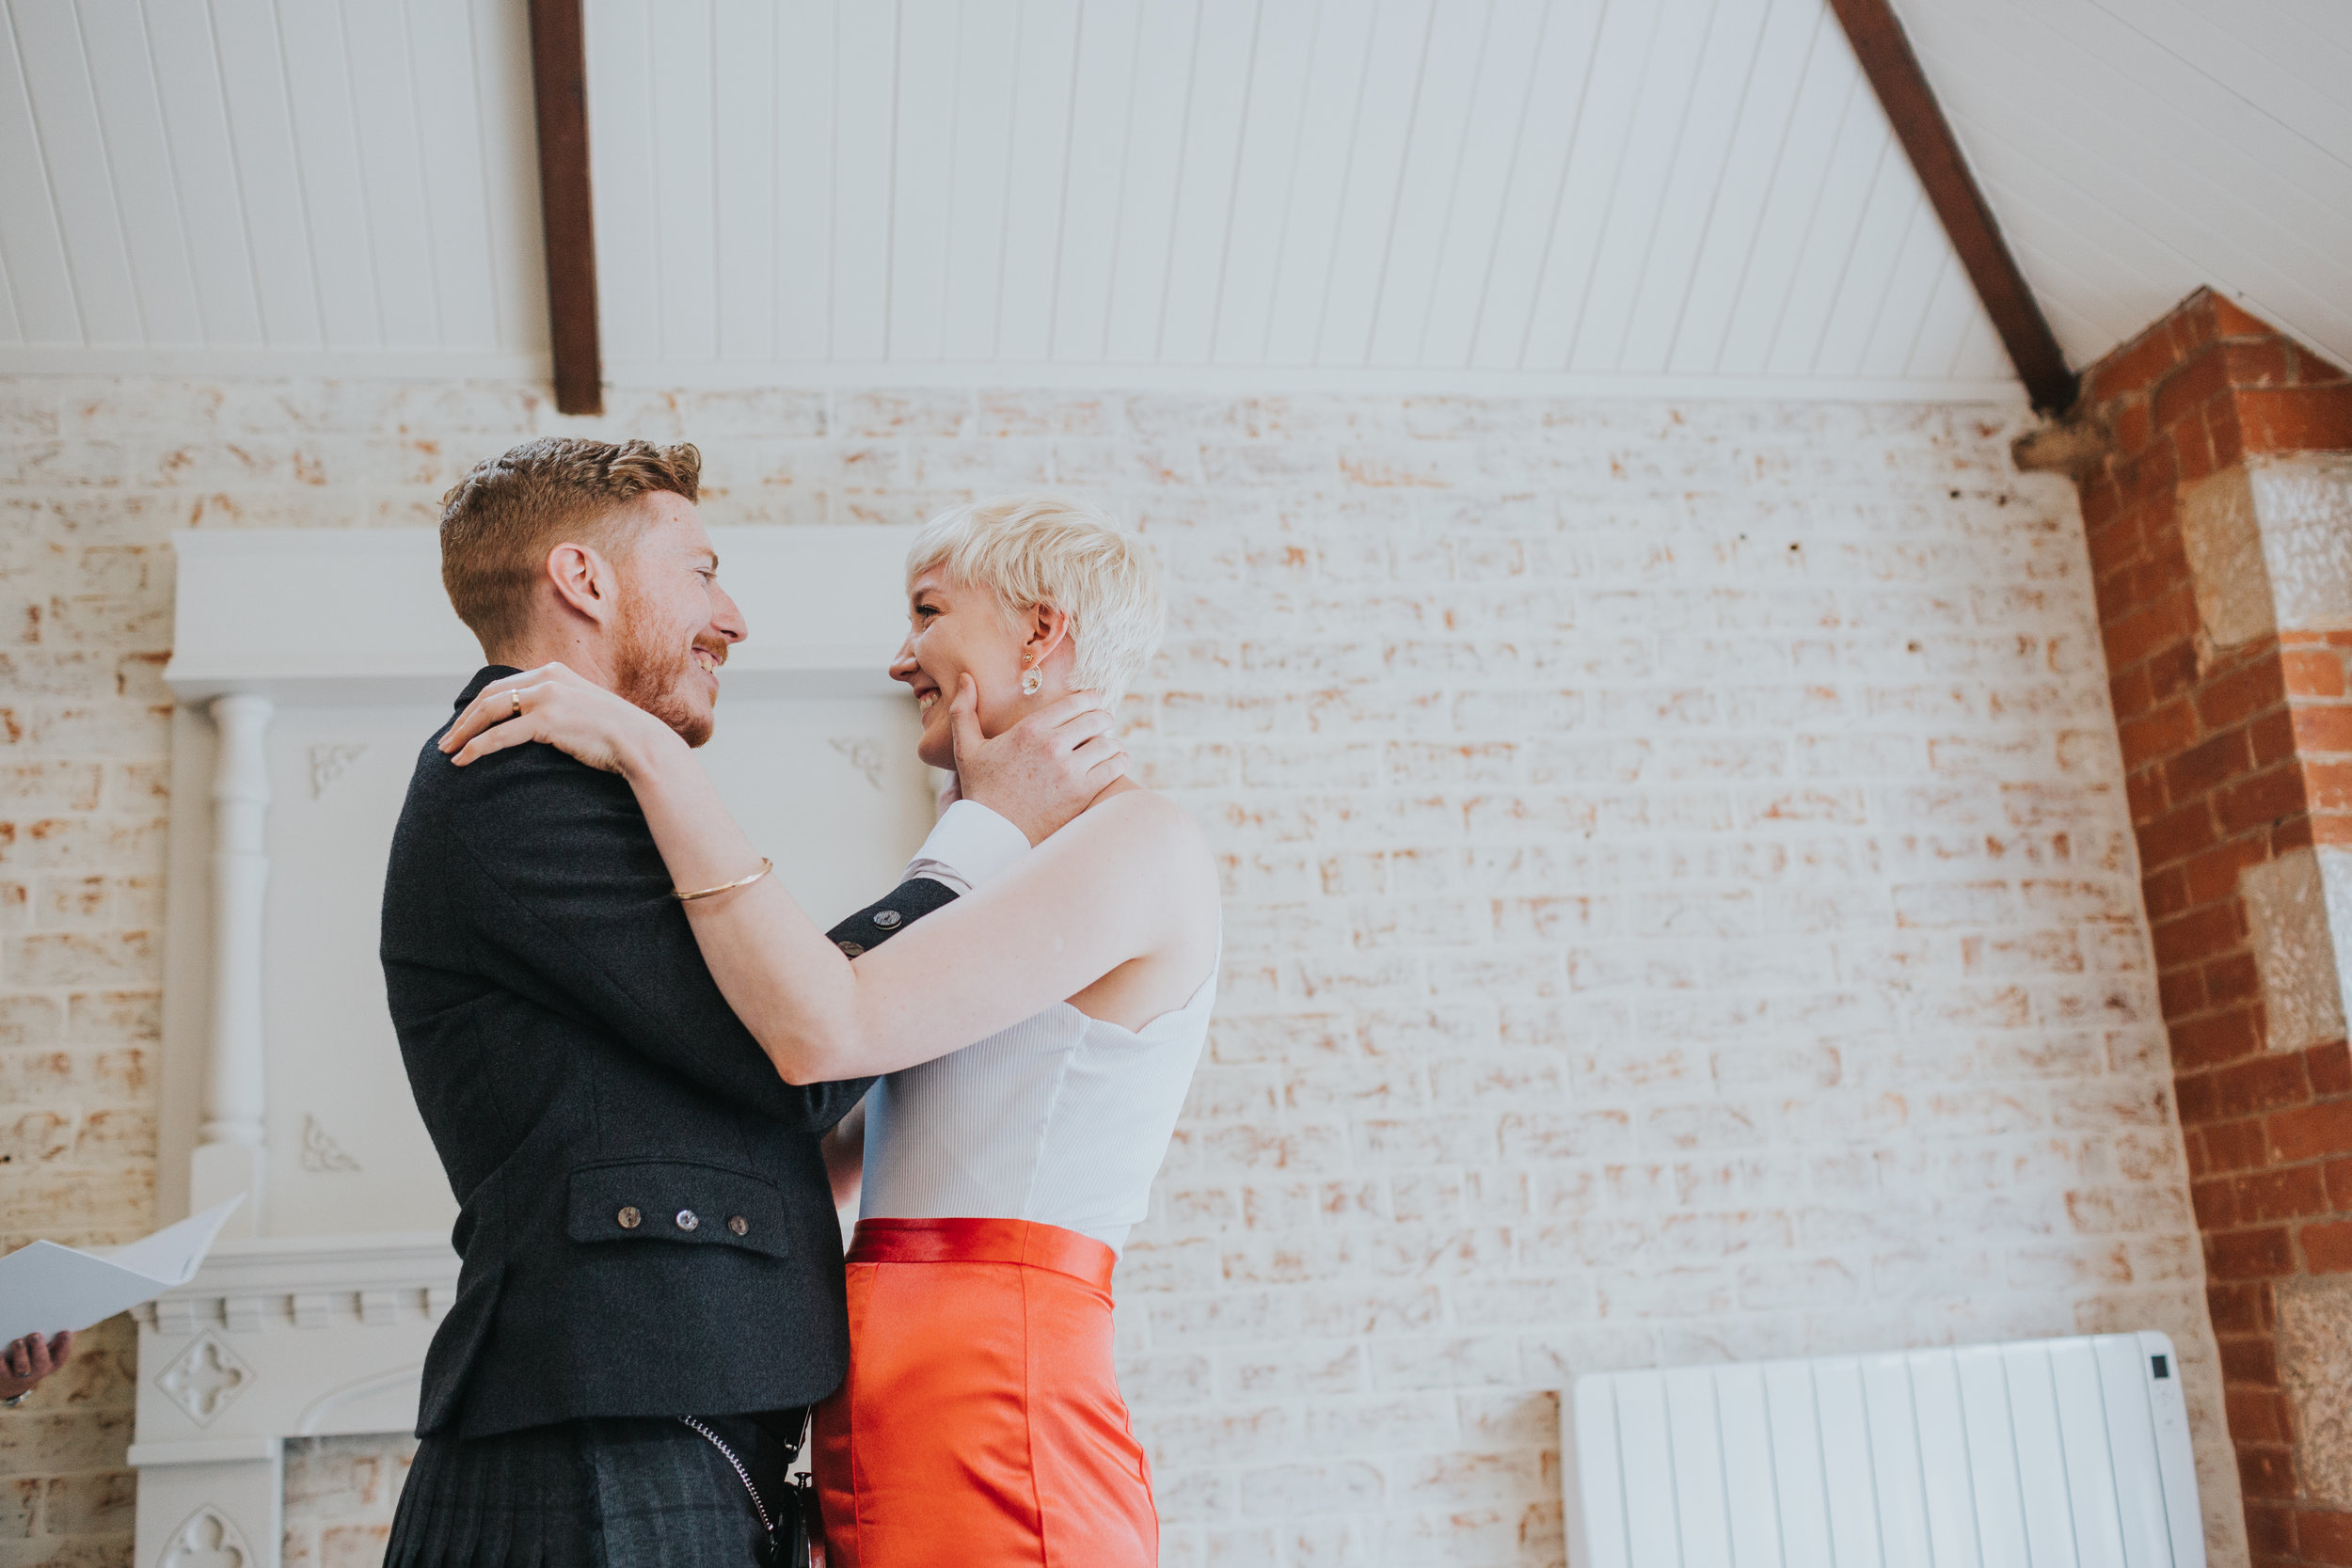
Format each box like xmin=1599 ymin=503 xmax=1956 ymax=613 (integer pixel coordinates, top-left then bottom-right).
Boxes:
xmin=2028 ymin=289 xmax=2352 ymax=1566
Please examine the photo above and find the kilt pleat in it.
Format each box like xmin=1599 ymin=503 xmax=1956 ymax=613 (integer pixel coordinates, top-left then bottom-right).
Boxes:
xmin=387 ymin=1414 xmax=786 ymax=1568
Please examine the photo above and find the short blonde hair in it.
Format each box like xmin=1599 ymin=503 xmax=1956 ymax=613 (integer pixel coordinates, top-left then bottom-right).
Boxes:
xmin=907 ymin=495 xmax=1165 ymax=706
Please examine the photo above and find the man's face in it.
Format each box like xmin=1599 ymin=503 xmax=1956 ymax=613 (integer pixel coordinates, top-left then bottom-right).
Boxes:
xmin=606 ymin=494 xmax=743 ymax=747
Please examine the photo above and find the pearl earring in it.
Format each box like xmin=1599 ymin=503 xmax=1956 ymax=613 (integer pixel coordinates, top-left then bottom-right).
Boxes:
xmin=1021 ymin=657 xmax=1041 ymax=697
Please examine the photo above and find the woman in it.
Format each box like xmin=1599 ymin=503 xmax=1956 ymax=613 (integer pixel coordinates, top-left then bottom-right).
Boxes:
xmin=439 ymin=495 xmax=1217 ymax=1566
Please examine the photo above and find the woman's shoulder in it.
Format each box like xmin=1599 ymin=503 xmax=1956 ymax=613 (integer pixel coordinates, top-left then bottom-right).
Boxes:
xmin=1084 ymin=784 xmax=1204 ymax=841
xmin=1063 ymin=787 xmax=1220 ymax=977
xmin=1062 ymin=785 xmax=1212 ymax=877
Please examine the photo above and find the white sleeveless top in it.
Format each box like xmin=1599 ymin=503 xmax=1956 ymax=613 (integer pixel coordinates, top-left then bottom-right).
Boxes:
xmin=857 ymin=957 xmax=1217 ymax=1256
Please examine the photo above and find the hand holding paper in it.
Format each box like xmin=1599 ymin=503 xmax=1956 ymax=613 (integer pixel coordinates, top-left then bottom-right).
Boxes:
xmin=0 ymin=1198 xmax=245 ymax=1345
xmin=0 ymin=1331 xmax=72 ymax=1401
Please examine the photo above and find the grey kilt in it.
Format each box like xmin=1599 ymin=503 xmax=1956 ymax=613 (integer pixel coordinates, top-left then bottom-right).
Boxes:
xmin=385 ymin=1412 xmax=798 ymax=1568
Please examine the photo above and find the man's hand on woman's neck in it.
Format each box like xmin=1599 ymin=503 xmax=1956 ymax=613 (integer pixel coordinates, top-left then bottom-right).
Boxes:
xmin=949 ymin=678 xmax=1132 ymax=845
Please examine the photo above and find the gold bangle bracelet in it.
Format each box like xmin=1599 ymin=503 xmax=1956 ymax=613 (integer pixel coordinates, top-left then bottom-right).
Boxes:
xmin=672 ymin=858 xmax=773 ymax=902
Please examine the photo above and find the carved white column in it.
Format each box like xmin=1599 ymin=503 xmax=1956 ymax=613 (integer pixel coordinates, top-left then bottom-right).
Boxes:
xmin=190 ymin=693 xmax=273 ymax=1241
xmin=130 ymin=1443 xmax=279 ymax=1568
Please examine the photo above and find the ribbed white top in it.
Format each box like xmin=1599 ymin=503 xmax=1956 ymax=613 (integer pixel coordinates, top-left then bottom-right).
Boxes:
xmin=857 ymin=958 xmax=1217 ymax=1255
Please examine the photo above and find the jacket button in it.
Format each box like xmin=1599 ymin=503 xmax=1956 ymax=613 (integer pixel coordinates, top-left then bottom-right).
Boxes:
xmin=872 ymin=908 xmax=903 ymax=928
xmin=617 ymin=1207 xmax=641 ymax=1229
xmin=728 ymin=1216 xmax=749 ymax=1236
xmin=675 ymin=1209 xmax=699 ymax=1231
xmin=836 ymin=941 xmax=865 ymax=957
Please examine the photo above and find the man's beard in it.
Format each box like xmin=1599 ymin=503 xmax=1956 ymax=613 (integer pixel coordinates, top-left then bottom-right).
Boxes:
xmin=612 ymin=591 xmax=714 ymax=747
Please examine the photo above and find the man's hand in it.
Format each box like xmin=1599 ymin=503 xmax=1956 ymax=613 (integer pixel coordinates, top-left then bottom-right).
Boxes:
xmin=1 ymin=1331 xmax=71 ymax=1402
xmin=949 ymin=674 xmax=1128 ymax=844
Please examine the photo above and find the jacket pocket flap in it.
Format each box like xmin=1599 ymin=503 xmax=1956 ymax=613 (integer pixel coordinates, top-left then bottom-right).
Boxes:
xmin=565 ymin=1160 xmax=793 ymax=1259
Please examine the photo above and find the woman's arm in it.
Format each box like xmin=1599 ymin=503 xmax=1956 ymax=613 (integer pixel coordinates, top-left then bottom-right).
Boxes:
xmin=622 ymin=729 xmax=1203 ymax=1080
xmin=821 ymin=1102 xmax=866 ymax=1209
xmin=443 ymin=665 xmax=1211 ymax=1084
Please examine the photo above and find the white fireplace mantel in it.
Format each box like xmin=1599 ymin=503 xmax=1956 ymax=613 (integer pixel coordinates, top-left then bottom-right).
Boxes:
xmin=127 ymin=1232 xmax=456 ymax=1568
xmin=142 ymin=525 xmax=928 ymax=1568
xmin=166 ymin=525 xmax=916 ymax=705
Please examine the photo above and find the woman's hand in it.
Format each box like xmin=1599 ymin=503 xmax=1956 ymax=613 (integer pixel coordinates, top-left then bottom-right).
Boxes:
xmin=439 ymin=663 xmax=682 ymax=777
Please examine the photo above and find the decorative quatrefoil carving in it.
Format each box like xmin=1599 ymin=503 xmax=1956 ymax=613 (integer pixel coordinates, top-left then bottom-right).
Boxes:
xmin=159 ymin=1504 xmax=251 ymax=1568
xmin=307 ymin=742 xmax=367 ymax=798
xmin=156 ymin=1332 xmax=253 ymax=1426
xmin=830 ymin=736 xmax=886 ymax=790
xmin=298 ymin=1113 xmax=362 ymax=1173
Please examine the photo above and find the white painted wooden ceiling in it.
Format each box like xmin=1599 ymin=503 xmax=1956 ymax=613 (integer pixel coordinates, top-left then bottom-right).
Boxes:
xmin=0 ymin=0 xmax=547 ymax=378
xmin=1889 ymin=0 xmax=2352 ymax=380
xmin=0 ymin=0 xmax=2344 ymax=396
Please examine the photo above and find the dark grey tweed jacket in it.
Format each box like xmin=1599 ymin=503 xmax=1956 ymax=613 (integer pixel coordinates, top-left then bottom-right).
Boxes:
xmin=380 ymin=667 xmax=947 ymax=1439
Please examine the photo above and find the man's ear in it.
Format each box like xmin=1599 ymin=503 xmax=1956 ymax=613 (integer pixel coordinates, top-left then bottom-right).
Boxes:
xmin=544 ymin=541 xmax=619 ymax=628
xmin=1024 ymin=601 xmax=1073 ymax=668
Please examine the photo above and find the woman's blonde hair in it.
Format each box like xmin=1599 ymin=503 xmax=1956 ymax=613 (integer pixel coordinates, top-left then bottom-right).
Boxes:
xmin=907 ymin=495 xmax=1165 ymax=707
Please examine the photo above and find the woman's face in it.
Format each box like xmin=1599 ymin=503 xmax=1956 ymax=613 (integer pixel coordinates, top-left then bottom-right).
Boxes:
xmin=890 ymin=568 xmax=1062 ymax=770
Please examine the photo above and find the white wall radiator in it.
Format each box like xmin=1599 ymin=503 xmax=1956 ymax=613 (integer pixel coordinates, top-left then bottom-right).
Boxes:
xmin=1564 ymin=1332 xmax=2204 ymax=1568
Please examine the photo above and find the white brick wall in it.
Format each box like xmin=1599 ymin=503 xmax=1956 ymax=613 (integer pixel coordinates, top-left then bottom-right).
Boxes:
xmin=0 ymin=377 xmax=2245 ymax=1567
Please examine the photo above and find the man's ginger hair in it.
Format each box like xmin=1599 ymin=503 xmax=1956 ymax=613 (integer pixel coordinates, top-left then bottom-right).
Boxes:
xmin=437 ymin=437 xmax=702 ymax=654
xmin=906 ymin=495 xmax=1165 ymax=708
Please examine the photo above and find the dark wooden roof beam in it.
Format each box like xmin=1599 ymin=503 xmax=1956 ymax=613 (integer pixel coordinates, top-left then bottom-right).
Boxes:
xmin=1828 ymin=0 xmax=2077 ymax=414
xmin=527 ymin=0 xmax=602 ymax=417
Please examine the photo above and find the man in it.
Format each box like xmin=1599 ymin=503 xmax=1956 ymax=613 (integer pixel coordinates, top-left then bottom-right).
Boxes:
xmin=380 ymin=437 xmax=1112 ymax=1566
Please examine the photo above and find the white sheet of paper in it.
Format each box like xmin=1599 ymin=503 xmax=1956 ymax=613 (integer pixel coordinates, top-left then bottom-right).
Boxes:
xmin=0 ymin=1198 xmax=245 ymax=1343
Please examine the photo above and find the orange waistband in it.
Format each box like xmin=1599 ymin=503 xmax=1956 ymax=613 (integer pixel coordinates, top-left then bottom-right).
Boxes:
xmin=846 ymin=1217 xmax=1115 ymax=1290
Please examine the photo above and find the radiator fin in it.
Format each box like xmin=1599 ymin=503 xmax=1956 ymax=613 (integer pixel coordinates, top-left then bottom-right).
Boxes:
xmin=1562 ymin=1331 xmax=2204 ymax=1568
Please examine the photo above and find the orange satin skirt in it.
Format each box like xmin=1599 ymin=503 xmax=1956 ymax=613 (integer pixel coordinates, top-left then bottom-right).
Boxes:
xmin=813 ymin=1217 xmax=1157 ymax=1567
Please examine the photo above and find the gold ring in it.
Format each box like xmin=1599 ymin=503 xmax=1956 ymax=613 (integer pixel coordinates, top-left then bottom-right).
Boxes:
xmin=510 ymin=689 xmax=523 ymax=720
